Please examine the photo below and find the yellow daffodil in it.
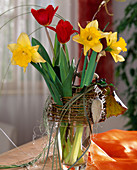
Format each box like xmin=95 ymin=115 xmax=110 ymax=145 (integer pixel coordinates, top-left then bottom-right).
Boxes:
xmin=106 ymin=32 xmax=127 ymax=62
xmin=73 ymin=20 xmax=104 ymax=55
xmin=8 ymin=32 xmax=46 ymax=72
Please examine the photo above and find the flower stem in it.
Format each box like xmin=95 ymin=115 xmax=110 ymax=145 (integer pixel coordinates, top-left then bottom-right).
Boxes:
xmin=45 ymin=27 xmax=55 ymax=62
xmin=68 ymin=126 xmax=84 ymax=164
xmin=63 ymin=126 xmax=84 ymax=165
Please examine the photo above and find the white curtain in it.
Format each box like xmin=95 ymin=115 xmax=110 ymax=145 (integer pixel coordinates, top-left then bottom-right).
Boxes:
xmin=0 ymin=0 xmax=78 ymax=149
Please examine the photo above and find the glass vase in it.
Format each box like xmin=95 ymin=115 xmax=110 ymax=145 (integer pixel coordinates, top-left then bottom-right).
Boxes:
xmin=58 ymin=123 xmax=91 ymax=170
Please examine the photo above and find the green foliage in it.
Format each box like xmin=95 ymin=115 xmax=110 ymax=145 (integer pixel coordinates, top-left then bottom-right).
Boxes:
xmin=32 ymin=37 xmax=52 ymax=66
xmin=80 ymin=54 xmax=88 ymax=86
xmin=31 ymin=37 xmax=63 ymax=105
xmin=59 ymin=47 xmax=70 ymax=83
xmin=116 ymin=2 xmax=137 ymax=130
xmin=62 ymin=59 xmax=75 ymax=97
xmin=31 ymin=35 xmax=75 ymax=104
xmin=80 ymin=51 xmax=97 ymax=87
xmin=53 ymin=34 xmax=60 ymax=66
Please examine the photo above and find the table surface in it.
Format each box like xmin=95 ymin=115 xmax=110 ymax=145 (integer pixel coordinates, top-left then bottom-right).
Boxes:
xmin=0 ymin=137 xmax=57 ymax=170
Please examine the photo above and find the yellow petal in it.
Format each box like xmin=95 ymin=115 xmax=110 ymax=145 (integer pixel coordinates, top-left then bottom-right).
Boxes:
xmin=111 ymin=52 xmax=125 ymax=62
xmin=17 ymin=33 xmax=31 ymax=47
xmin=106 ymin=32 xmax=111 ymax=46
xmin=86 ymin=20 xmax=98 ymax=29
xmin=78 ymin=23 xmax=83 ymax=30
xmin=116 ymin=54 xmax=125 ymax=62
xmin=84 ymin=45 xmax=90 ymax=55
xmin=92 ymin=42 xmax=103 ymax=52
xmin=117 ymin=37 xmax=127 ymax=52
xmin=110 ymin=32 xmax=117 ymax=44
xmin=72 ymin=34 xmax=84 ymax=45
xmin=78 ymin=23 xmax=86 ymax=36
xmin=7 ymin=44 xmax=18 ymax=52
xmin=31 ymin=52 xmax=46 ymax=63
xmin=30 ymin=45 xmax=39 ymax=54
xmin=32 ymin=45 xmax=39 ymax=51
xmin=11 ymin=57 xmax=16 ymax=65
xmin=106 ymin=32 xmax=117 ymax=47
xmin=100 ymin=31 xmax=110 ymax=39
xmin=23 ymin=67 xmax=27 ymax=72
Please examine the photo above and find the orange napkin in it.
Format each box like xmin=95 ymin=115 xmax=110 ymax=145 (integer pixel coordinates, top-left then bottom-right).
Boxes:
xmin=86 ymin=129 xmax=137 ymax=170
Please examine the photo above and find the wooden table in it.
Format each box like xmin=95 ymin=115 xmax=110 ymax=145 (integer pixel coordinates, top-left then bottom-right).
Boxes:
xmin=0 ymin=137 xmax=57 ymax=170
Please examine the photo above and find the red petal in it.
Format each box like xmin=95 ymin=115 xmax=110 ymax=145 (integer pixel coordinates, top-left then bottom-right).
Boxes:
xmin=55 ymin=20 xmax=77 ymax=43
xmin=47 ymin=26 xmax=56 ymax=32
xmin=31 ymin=5 xmax=58 ymax=26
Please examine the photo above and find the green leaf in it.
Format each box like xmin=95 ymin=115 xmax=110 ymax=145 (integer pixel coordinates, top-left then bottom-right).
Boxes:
xmin=54 ymin=34 xmax=60 ymax=66
xmin=41 ymin=62 xmax=63 ymax=97
xmin=53 ymin=65 xmax=61 ymax=81
xmin=82 ymin=51 xmax=97 ymax=87
xmin=64 ymin=44 xmax=70 ymax=66
xmin=59 ymin=47 xmax=69 ymax=83
xmin=80 ymin=54 xmax=88 ymax=87
xmin=31 ymin=62 xmax=62 ymax=105
xmin=45 ymin=76 xmax=62 ymax=105
xmin=31 ymin=62 xmax=44 ymax=76
xmin=62 ymin=60 xmax=75 ymax=97
xmin=88 ymin=61 xmax=97 ymax=84
xmin=31 ymin=37 xmax=52 ymax=66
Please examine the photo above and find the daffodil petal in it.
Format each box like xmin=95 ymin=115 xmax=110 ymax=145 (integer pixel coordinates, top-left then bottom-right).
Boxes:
xmin=11 ymin=57 xmax=16 ymax=65
xmin=84 ymin=45 xmax=91 ymax=55
xmin=92 ymin=42 xmax=103 ymax=53
xmin=79 ymin=24 xmax=86 ymax=36
xmin=110 ymin=32 xmax=117 ymax=44
xmin=78 ymin=23 xmax=83 ymax=30
xmin=30 ymin=45 xmax=39 ymax=54
xmin=111 ymin=52 xmax=125 ymax=62
xmin=72 ymin=34 xmax=84 ymax=45
xmin=86 ymin=20 xmax=98 ymax=29
xmin=17 ymin=33 xmax=31 ymax=47
xmin=106 ymin=32 xmax=117 ymax=47
xmin=117 ymin=37 xmax=127 ymax=52
xmin=106 ymin=32 xmax=111 ymax=46
xmin=101 ymin=31 xmax=110 ymax=39
xmin=32 ymin=45 xmax=39 ymax=51
xmin=7 ymin=44 xmax=18 ymax=52
xmin=116 ymin=55 xmax=125 ymax=62
xmin=31 ymin=52 xmax=46 ymax=63
xmin=23 ymin=67 xmax=27 ymax=72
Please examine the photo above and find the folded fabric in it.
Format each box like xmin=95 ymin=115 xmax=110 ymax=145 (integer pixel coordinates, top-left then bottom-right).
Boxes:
xmin=86 ymin=129 xmax=137 ymax=170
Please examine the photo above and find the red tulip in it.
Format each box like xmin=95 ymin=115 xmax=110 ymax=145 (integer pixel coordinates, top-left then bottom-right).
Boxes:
xmin=31 ymin=5 xmax=58 ymax=26
xmin=56 ymin=20 xmax=78 ymax=43
xmin=48 ymin=20 xmax=78 ymax=44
